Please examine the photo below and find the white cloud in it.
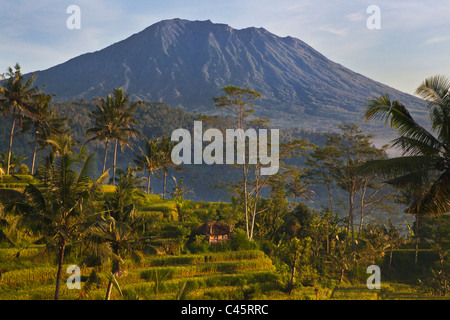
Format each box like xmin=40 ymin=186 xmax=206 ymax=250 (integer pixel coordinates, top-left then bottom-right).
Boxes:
xmin=425 ymin=36 xmax=450 ymax=45
xmin=318 ymin=25 xmax=348 ymax=37
xmin=345 ymin=12 xmax=365 ymax=22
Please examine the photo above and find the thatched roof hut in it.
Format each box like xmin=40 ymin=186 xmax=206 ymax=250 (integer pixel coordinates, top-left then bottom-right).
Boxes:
xmin=195 ymin=221 xmax=233 ymax=244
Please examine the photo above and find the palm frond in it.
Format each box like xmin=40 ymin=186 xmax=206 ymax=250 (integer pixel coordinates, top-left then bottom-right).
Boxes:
xmin=366 ymin=93 xmax=442 ymax=153
xmin=107 ymin=272 xmax=123 ymax=297
xmin=390 ymin=136 xmax=441 ymax=156
xmin=0 ymin=188 xmax=25 ymax=203
xmin=0 ymin=230 xmax=14 ymax=246
xmin=78 ymin=270 xmax=104 ymax=300
xmin=176 ymin=281 xmax=193 ymax=300
xmin=131 ymin=249 xmax=144 ymax=265
xmin=409 ymin=170 xmax=450 ymax=216
xmin=415 ymin=75 xmax=450 ymax=105
xmin=359 ymin=155 xmax=436 ymax=178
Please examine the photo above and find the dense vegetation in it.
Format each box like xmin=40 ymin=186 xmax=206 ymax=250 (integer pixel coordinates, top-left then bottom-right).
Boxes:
xmin=0 ymin=64 xmax=448 ymax=300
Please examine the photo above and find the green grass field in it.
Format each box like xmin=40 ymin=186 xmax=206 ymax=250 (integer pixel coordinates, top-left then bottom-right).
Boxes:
xmin=0 ymin=248 xmax=278 ymax=300
xmin=1 ymin=244 xmax=448 ymax=300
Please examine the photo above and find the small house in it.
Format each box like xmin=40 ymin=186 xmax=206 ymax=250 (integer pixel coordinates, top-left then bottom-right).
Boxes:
xmin=195 ymin=221 xmax=233 ymax=244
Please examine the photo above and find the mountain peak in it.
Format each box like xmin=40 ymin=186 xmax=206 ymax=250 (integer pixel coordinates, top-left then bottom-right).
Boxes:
xmin=30 ymin=19 xmax=426 ymax=130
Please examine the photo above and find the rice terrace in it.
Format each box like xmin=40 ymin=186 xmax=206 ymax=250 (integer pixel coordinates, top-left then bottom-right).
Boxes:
xmin=0 ymin=1 xmax=449 ymax=307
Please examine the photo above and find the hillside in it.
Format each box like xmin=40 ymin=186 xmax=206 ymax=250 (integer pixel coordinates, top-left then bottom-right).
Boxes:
xmin=0 ymin=100 xmax=329 ymax=202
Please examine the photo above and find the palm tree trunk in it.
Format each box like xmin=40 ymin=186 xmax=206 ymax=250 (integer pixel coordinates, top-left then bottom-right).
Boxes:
xmin=54 ymin=238 xmax=66 ymax=300
xmin=31 ymin=130 xmax=38 ymax=175
xmin=162 ymin=169 xmax=167 ymax=199
xmin=105 ymin=279 xmax=114 ymax=300
xmin=415 ymin=214 xmax=419 ymax=264
xmin=112 ymin=139 xmax=118 ymax=185
xmin=147 ymin=170 xmax=151 ymax=194
xmin=102 ymin=140 xmax=109 ymax=174
xmin=389 ymin=246 xmax=394 ymax=267
xmin=105 ymin=249 xmax=120 ymax=300
xmin=7 ymin=111 xmax=16 ymax=175
xmin=340 ymin=269 xmax=345 ymax=283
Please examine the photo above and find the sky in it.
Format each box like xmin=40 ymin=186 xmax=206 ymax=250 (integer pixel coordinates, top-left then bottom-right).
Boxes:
xmin=0 ymin=0 xmax=449 ymax=95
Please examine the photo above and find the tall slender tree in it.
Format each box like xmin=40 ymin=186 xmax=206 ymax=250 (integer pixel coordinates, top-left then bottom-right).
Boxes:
xmin=18 ymin=92 xmax=67 ymax=175
xmin=326 ymin=123 xmax=386 ymax=248
xmin=109 ymin=88 xmax=141 ymax=185
xmin=306 ymin=145 xmax=341 ymax=213
xmin=213 ymin=85 xmax=264 ymax=240
xmin=84 ymin=166 xmax=155 ymax=300
xmin=157 ymin=135 xmax=175 ymax=199
xmin=12 ymin=134 xmax=108 ymax=300
xmin=85 ymin=88 xmax=140 ymax=183
xmin=134 ymin=137 xmax=162 ymax=194
xmin=85 ymin=92 xmax=116 ymax=174
xmin=0 ymin=64 xmax=38 ymax=175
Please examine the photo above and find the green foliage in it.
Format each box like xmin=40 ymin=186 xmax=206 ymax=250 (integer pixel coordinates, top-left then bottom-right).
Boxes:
xmin=229 ymin=229 xmax=258 ymax=251
xmin=0 ymin=174 xmax=38 ymax=186
xmin=0 ymin=153 xmax=28 ymax=175
xmin=364 ymin=76 xmax=450 ymax=215
xmin=0 ymin=64 xmax=37 ymax=175
xmin=17 ymin=164 xmax=30 ymax=175
xmin=277 ymin=237 xmax=314 ymax=292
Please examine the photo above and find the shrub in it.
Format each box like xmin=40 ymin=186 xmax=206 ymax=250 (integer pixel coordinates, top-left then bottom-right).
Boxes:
xmin=186 ymin=241 xmax=209 ymax=254
xmin=229 ymin=229 xmax=257 ymax=251
xmin=298 ymin=264 xmax=319 ymax=286
xmin=257 ymin=239 xmax=277 ymax=257
xmin=0 ymin=174 xmax=36 ymax=184
xmin=17 ymin=164 xmax=30 ymax=175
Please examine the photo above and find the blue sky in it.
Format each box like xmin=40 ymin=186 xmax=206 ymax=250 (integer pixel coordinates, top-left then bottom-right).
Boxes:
xmin=1 ymin=0 xmax=449 ymax=95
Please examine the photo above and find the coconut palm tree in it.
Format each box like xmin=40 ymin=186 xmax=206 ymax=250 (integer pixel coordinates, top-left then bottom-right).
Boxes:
xmin=157 ymin=135 xmax=176 ymax=199
xmin=287 ymin=170 xmax=315 ymax=204
xmin=0 ymin=63 xmax=38 ymax=175
xmin=85 ymin=92 xmax=116 ymax=174
xmin=85 ymin=88 xmax=141 ymax=183
xmin=12 ymin=133 xmax=108 ymax=300
xmin=169 ymin=176 xmax=193 ymax=223
xmin=109 ymin=88 xmax=141 ymax=185
xmin=85 ymin=166 xmax=156 ymax=300
xmin=18 ymin=92 xmax=67 ymax=175
xmin=364 ymin=75 xmax=450 ymax=216
xmin=0 ymin=188 xmax=24 ymax=246
xmin=134 ymin=137 xmax=162 ymax=194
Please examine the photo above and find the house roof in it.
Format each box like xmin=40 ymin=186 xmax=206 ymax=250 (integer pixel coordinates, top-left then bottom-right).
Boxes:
xmin=196 ymin=221 xmax=232 ymax=236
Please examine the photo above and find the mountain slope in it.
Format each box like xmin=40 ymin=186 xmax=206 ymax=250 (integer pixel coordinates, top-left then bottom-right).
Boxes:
xmin=30 ymin=18 xmax=427 ymax=130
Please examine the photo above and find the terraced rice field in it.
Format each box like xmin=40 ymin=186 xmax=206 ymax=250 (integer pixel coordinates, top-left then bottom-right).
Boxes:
xmin=0 ymin=248 xmax=282 ymax=300
xmin=2 ymin=246 xmax=442 ymax=300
